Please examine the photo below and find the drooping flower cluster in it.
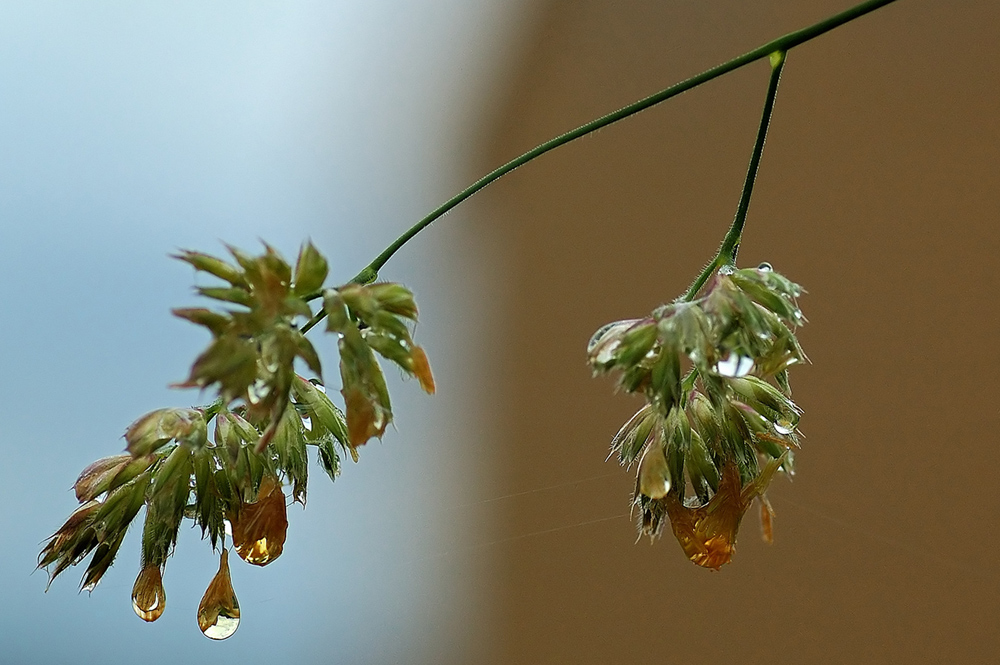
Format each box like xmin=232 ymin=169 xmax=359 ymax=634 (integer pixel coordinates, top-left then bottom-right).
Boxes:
xmin=38 ymin=243 xmax=435 ymax=638
xmin=588 ymin=263 xmax=806 ymax=569
xmin=324 ymin=282 xmax=435 ymax=446
xmin=171 ymin=242 xmax=329 ymax=450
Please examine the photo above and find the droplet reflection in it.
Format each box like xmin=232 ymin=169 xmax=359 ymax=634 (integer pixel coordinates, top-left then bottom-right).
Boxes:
xmin=588 ymin=318 xmax=643 ymax=367
xmin=715 ymin=353 xmax=754 ymax=377
xmin=773 ymin=419 xmax=795 ymax=435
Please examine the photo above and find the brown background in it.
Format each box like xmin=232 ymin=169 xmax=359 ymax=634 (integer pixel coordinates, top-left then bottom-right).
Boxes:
xmin=462 ymin=0 xmax=1000 ymax=662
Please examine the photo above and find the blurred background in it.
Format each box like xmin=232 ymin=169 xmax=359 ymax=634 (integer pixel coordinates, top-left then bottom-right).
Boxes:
xmin=0 ymin=1 xmax=528 ymax=662
xmin=2 ymin=1 xmax=998 ymax=664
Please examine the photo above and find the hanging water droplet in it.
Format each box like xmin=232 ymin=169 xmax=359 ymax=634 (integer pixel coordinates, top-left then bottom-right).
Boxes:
xmin=587 ymin=319 xmax=640 ymax=353
xmin=131 ymin=565 xmax=166 ymax=622
xmin=637 ymin=444 xmax=671 ymax=500
xmin=757 ymin=262 xmax=773 ymax=272
xmin=588 ymin=323 xmax=616 ymax=352
xmin=231 ymin=476 xmax=287 ymax=566
xmin=715 ymin=353 xmax=754 ymax=377
xmin=198 ymin=548 xmax=240 ymax=641
xmin=773 ymin=419 xmax=795 ymax=435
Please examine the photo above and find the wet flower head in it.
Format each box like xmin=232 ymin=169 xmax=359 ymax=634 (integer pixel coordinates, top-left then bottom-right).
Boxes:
xmin=38 ymin=240 xmax=435 ymax=638
xmin=589 ymin=263 xmax=806 ymax=568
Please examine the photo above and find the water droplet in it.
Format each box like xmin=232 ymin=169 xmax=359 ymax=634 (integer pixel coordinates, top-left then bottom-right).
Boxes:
xmin=81 ymin=581 xmax=98 ymax=593
xmin=715 ymin=353 xmax=754 ymax=377
xmin=718 ymin=265 xmax=735 ymax=276
xmin=131 ymin=565 xmax=166 ymax=622
xmin=594 ymin=340 xmax=620 ymax=365
xmin=198 ymin=549 xmax=240 ymax=641
xmin=587 ymin=319 xmax=641 ymax=353
xmin=637 ymin=444 xmax=671 ymax=499
xmin=757 ymin=262 xmax=773 ymax=272
xmin=773 ymin=419 xmax=795 ymax=435
xmin=588 ymin=323 xmax=615 ymax=352
xmin=231 ymin=476 xmax=287 ymax=566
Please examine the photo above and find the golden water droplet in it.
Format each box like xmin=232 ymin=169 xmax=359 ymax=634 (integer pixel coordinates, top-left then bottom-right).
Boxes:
xmin=636 ymin=442 xmax=671 ymax=500
xmin=665 ymin=458 xmax=785 ymax=569
xmin=198 ymin=548 xmax=240 ymax=640
xmin=664 ymin=466 xmax=750 ymax=570
xmin=231 ymin=476 xmax=287 ymax=566
xmin=131 ymin=565 xmax=166 ymax=622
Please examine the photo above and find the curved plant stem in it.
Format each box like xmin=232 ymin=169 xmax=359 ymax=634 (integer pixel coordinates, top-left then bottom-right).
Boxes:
xmin=300 ymin=307 xmax=325 ymax=334
xmin=348 ymin=0 xmax=900 ymax=289
xmin=683 ymin=50 xmax=787 ymax=302
xmin=300 ymin=0 xmax=905 ymax=339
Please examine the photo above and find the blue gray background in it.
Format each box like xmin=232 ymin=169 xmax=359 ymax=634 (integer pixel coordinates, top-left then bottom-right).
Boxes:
xmin=0 ymin=2 xmax=527 ymax=663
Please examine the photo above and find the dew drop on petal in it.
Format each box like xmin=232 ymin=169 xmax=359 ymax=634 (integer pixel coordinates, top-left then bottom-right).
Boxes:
xmin=757 ymin=262 xmax=773 ymax=272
